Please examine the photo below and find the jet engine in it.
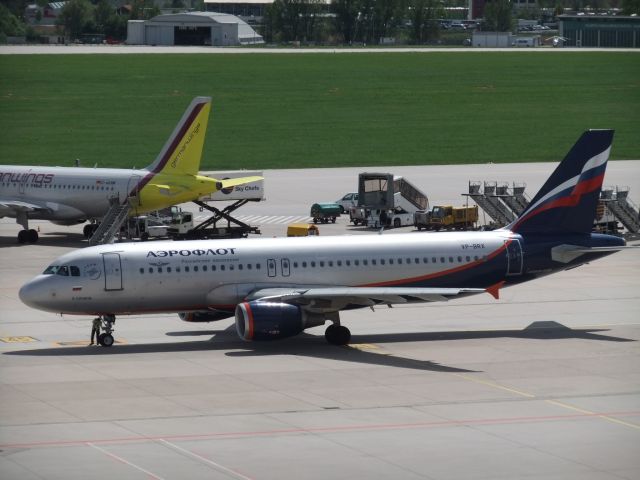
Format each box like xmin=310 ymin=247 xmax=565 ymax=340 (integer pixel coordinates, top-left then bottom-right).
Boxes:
xmin=179 ymin=311 xmax=234 ymax=322
xmin=235 ymin=301 xmax=325 ymax=341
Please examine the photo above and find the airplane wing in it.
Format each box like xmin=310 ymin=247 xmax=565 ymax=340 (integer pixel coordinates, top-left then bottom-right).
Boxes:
xmin=0 ymin=199 xmax=50 ymax=215
xmin=245 ymin=286 xmax=493 ymax=311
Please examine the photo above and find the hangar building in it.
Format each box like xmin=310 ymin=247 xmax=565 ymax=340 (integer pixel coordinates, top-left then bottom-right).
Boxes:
xmin=126 ymin=12 xmax=264 ymax=46
xmin=558 ymin=15 xmax=640 ymax=48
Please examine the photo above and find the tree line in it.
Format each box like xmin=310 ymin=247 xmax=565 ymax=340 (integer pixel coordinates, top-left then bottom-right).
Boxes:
xmin=2 ymin=0 xmax=639 ymax=45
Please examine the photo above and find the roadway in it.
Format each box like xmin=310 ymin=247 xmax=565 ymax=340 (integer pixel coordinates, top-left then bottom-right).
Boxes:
xmin=2 ymin=45 xmax=640 ymax=55
xmin=1 ymin=162 xmax=639 ymax=480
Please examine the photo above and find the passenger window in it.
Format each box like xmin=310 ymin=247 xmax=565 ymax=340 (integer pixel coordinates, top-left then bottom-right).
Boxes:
xmin=320 ymin=261 xmax=325 ymax=267
xmin=140 ymin=268 xmax=144 ymax=274
xmin=202 ymin=265 xmax=207 ymax=272
xmin=256 ymin=264 xmax=261 ymax=270
xmin=238 ymin=264 xmax=243 ymax=270
xmin=167 ymin=267 xmax=172 ymax=273
xmin=302 ymin=261 xmax=307 ymax=268
xmin=354 ymin=260 xmax=359 ymax=266
xmin=193 ymin=266 xmax=198 ymax=272
xmin=185 ymin=266 xmax=190 ymax=272
xmin=148 ymin=267 xmax=153 ymax=274
xmin=220 ymin=265 xmax=225 ymax=271
xmin=337 ymin=260 xmax=342 ymax=266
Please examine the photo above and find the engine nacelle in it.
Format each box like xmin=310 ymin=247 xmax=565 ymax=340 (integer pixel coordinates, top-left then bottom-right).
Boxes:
xmin=235 ymin=301 xmax=309 ymax=341
xmin=179 ymin=311 xmax=233 ymax=322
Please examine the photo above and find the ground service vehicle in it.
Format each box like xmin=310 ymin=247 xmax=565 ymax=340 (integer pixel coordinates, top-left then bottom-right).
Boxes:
xmin=311 ymin=203 xmax=341 ymax=224
xmin=287 ymin=223 xmax=319 ymax=237
xmin=415 ymin=205 xmax=479 ymax=231
xmin=358 ymin=173 xmax=428 ymax=228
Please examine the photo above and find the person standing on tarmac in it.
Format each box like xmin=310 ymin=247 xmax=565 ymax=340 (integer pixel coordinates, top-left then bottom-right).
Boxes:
xmin=90 ymin=317 xmax=101 ymax=345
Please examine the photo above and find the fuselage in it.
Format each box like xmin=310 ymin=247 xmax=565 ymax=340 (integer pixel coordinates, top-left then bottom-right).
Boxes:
xmin=0 ymin=165 xmax=218 ymax=222
xmin=18 ymin=230 xmax=624 ymax=316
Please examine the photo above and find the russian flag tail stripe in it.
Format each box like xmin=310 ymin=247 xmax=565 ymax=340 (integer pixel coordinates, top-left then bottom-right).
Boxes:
xmin=507 ymin=130 xmax=614 ymax=235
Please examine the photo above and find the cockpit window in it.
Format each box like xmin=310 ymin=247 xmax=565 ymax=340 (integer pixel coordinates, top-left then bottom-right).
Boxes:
xmin=42 ymin=265 xmax=80 ymax=276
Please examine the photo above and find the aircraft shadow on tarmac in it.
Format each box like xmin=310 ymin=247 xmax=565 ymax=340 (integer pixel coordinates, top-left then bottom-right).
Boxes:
xmin=4 ymin=321 xmax=634 ymax=373
xmin=0 ymin=232 xmax=87 ymax=249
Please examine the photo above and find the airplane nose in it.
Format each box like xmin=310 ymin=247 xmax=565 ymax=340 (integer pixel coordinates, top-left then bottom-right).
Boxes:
xmin=19 ymin=280 xmax=39 ymax=309
xmin=19 ymin=277 xmax=52 ymax=311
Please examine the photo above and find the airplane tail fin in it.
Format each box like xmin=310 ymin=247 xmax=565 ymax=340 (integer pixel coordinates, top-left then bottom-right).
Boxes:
xmin=146 ymin=96 xmax=212 ymax=177
xmin=507 ymin=129 xmax=614 ymax=235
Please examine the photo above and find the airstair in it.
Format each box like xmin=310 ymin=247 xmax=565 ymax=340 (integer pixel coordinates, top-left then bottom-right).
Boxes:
xmin=602 ymin=187 xmax=640 ymax=233
xmin=88 ymin=198 xmax=132 ymax=245
xmin=467 ymin=181 xmax=515 ymax=227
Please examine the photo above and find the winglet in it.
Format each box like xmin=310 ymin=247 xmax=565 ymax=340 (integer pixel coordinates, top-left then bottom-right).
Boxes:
xmin=487 ymin=281 xmax=505 ymax=300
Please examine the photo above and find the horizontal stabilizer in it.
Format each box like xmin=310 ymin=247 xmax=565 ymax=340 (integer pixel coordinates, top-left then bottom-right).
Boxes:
xmin=551 ymin=244 xmax=636 ymax=263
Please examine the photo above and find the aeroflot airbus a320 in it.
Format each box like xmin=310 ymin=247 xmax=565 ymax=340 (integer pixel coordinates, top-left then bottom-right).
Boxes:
xmin=20 ymin=130 xmax=628 ymax=347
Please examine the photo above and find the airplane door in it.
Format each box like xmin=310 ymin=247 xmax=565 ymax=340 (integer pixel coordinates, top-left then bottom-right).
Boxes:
xmin=506 ymin=239 xmax=523 ymax=276
xmin=267 ymin=258 xmax=277 ymax=277
xmin=281 ymin=258 xmax=290 ymax=277
xmin=103 ymin=252 xmax=123 ymax=290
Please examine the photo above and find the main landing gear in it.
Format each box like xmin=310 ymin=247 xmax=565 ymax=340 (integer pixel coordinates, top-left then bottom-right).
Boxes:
xmin=17 ymin=229 xmax=39 ymax=244
xmin=325 ymin=324 xmax=351 ymax=346
xmin=97 ymin=314 xmax=116 ymax=347
xmin=16 ymin=211 xmax=38 ymax=243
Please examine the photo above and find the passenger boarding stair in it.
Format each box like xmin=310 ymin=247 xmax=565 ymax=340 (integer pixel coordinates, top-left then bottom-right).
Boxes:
xmin=89 ymin=198 xmax=132 ymax=245
xmin=602 ymin=187 xmax=640 ymax=233
xmin=496 ymin=183 xmax=529 ymax=216
xmin=467 ymin=181 xmax=515 ymax=227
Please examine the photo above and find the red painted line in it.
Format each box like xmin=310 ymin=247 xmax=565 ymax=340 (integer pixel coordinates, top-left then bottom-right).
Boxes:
xmin=2 ymin=410 xmax=639 ymax=450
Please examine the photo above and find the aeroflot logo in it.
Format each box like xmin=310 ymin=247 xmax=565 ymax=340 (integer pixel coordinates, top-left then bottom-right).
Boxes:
xmin=170 ymin=122 xmax=200 ymax=169
xmin=147 ymin=247 xmax=237 ymax=258
xmin=0 ymin=172 xmax=54 ymax=184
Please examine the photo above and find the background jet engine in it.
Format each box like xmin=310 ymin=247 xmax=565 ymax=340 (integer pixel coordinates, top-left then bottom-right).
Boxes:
xmin=179 ymin=311 xmax=234 ymax=322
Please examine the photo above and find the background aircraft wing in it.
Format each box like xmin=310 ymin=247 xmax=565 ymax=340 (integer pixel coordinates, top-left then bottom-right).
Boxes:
xmin=0 ymin=199 xmax=50 ymax=216
xmin=245 ymin=286 xmax=489 ymax=311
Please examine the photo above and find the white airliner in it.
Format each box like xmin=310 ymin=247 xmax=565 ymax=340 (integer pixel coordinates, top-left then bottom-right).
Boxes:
xmin=19 ymin=130 xmax=627 ymax=347
xmin=0 ymin=97 xmax=260 ymax=243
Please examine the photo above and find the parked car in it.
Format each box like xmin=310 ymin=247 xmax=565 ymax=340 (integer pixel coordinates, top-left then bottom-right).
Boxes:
xmin=335 ymin=192 xmax=359 ymax=213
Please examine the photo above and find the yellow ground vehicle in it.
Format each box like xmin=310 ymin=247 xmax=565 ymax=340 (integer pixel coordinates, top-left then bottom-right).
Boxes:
xmin=287 ymin=223 xmax=320 ymax=237
xmin=415 ymin=205 xmax=478 ymax=231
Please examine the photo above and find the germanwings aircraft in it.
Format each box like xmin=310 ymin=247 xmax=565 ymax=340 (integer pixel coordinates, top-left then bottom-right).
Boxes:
xmin=0 ymin=97 xmax=260 ymax=243
xmin=20 ymin=130 xmax=627 ymax=347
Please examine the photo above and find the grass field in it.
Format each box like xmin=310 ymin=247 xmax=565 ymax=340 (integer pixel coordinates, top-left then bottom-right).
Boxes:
xmin=0 ymin=52 xmax=638 ymax=170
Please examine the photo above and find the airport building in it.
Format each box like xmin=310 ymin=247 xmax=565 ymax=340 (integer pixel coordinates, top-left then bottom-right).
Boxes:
xmin=558 ymin=15 xmax=640 ymax=48
xmin=126 ymin=11 xmax=264 ymax=46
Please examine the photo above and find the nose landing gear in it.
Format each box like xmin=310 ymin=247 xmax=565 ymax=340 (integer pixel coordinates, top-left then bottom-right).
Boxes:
xmin=97 ymin=314 xmax=116 ymax=347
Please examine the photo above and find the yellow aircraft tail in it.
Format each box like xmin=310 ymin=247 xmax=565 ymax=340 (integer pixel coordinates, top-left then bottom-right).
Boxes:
xmin=146 ymin=96 xmax=212 ymax=177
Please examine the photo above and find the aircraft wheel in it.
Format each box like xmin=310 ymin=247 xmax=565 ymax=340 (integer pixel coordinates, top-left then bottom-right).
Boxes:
xmin=325 ymin=324 xmax=351 ymax=346
xmin=83 ymin=224 xmax=92 ymax=238
xmin=98 ymin=333 xmax=114 ymax=347
xmin=17 ymin=230 xmax=28 ymax=244
xmin=27 ymin=229 xmax=39 ymax=243
xmin=393 ymin=218 xmax=401 ymax=228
